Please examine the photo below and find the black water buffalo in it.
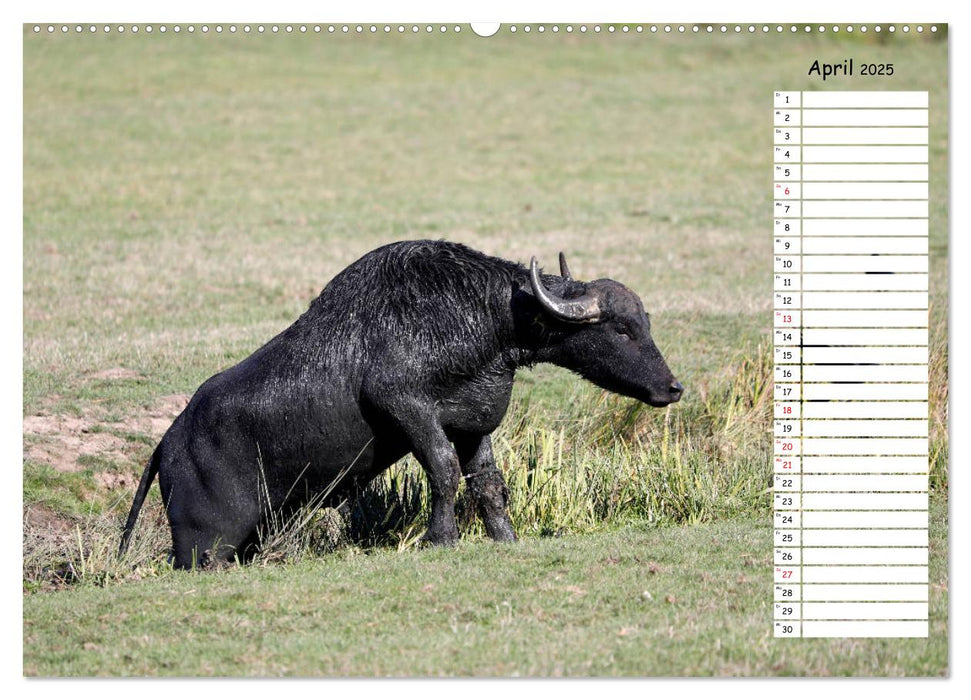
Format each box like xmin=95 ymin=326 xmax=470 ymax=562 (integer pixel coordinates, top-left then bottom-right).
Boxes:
xmin=120 ymin=240 xmax=682 ymax=568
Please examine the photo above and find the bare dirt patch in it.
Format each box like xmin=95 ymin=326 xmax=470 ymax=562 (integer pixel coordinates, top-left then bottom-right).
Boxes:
xmin=23 ymin=415 xmax=129 ymax=472
xmin=137 ymin=393 xmax=191 ymax=438
xmin=23 ymin=504 xmax=72 ymax=535
xmin=88 ymin=366 xmax=144 ymax=381
xmin=93 ymin=471 xmax=136 ymax=490
xmin=22 ymin=394 xmax=190 ymax=474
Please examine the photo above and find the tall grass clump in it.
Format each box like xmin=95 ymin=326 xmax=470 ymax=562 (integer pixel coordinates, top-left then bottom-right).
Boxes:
xmin=249 ymin=441 xmax=373 ymax=564
xmin=23 ymin=502 xmax=172 ymax=591
xmin=928 ymin=301 xmax=948 ymax=492
xmin=503 ymin=339 xmax=774 ymax=533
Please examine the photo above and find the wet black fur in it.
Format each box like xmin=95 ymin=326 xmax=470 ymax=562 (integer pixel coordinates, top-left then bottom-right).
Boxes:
xmin=120 ymin=240 xmax=682 ymax=568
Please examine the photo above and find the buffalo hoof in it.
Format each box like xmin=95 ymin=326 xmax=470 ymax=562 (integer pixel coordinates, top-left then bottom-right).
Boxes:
xmin=484 ymin=520 xmax=517 ymax=542
xmin=421 ymin=526 xmax=460 ymax=547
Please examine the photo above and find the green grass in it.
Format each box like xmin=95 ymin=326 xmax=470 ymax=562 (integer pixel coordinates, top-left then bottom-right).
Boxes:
xmin=22 ymin=27 xmax=949 ymax=676
xmin=22 ymin=496 xmax=947 ymax=677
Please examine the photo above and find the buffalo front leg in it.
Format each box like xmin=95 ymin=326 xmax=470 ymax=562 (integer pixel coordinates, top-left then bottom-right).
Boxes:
xmin=395 ymin=415 xmax=462 ymax=546
xmin=455 ymin=434 xmax=516 ymax=542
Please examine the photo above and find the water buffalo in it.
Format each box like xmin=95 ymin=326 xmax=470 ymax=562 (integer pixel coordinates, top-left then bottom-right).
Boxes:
xmin=120 ymin=240 xmax=682 ymax=568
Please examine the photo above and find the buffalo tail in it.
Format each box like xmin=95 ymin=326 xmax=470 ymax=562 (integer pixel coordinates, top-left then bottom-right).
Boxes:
xmin=118 ymin=447 xmax=161 ymax=558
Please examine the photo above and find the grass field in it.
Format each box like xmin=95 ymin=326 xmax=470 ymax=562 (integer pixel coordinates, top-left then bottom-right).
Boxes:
xmin=22 ymin=26 xmax=948 ymax=676
xmin=22 ymin=498 xmax=949 ymax=677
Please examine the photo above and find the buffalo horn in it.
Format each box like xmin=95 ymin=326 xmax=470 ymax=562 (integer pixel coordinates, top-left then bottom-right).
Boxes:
xmin=558 ymin=252 xmax=572 ymax=280
xmin=529 ymin=257 xmax=601 ymax=323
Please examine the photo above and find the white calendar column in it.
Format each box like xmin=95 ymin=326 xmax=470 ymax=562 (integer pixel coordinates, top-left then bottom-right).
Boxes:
xmin=772 ymin=91 xmax=929 ymax=639
xmin=773 ymin=91 xmax=802 ymax=637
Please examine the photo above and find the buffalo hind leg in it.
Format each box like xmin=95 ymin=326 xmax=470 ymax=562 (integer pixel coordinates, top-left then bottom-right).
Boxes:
xmin=455 ymin=434 xmax=516 ymax=542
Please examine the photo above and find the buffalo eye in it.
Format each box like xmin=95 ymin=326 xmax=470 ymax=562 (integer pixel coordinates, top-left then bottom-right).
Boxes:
xmin=615 ymin=327 xmax=632 ymax=342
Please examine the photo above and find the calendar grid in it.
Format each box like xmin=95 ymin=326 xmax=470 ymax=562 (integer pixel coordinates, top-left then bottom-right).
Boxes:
xmin=772 ymin=91 xmax=929 ymax=639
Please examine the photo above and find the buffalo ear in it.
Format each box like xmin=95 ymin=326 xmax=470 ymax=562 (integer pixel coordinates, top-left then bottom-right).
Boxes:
xmin=529 ymin=257 xmax=601 ymax=323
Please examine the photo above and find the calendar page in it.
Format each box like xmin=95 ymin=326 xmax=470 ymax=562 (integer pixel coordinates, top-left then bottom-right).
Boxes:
xmin=21 ymin=20 xmax=949 ymax=677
